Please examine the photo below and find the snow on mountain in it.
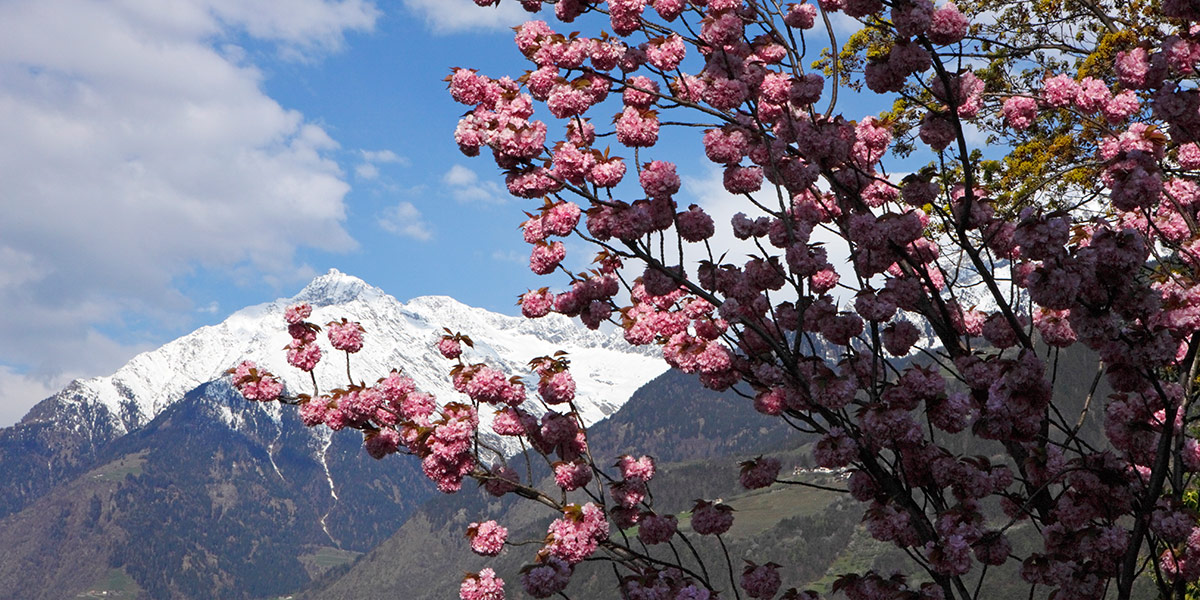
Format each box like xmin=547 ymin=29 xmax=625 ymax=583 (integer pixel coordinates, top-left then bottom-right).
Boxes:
xmin=29 ymin=269 xmax=669 ymax=453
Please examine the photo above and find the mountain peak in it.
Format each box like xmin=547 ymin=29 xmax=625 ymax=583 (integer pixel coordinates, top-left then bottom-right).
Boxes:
xmin=291 ymin=269 xmax=386 ymax=307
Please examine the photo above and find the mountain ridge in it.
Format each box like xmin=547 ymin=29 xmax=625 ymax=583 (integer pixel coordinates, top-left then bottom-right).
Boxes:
xmin=0 ymin=269 xmax=667 ymax=520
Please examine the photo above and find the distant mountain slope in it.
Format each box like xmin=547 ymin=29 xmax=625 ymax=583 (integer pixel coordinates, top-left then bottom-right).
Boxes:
xmin=301 ymin=364 xmax=805 ymax=600
xmin=300 ymin=341 xmax=1120 ymax=600
xmin=588 ymin=368 xmax=800 ymax=463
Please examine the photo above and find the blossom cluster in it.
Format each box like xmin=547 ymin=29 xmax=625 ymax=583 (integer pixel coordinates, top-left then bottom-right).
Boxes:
xmin=437 ymin=0 xmax=1200 ymax=598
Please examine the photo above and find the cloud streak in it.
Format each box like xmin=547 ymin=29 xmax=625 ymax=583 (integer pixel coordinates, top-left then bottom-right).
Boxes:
xmin=402 ymin=0 xmax=531 ymax=34
xmin=443 ymin=164 xmax=508 ymax=203
xmin=379 ymin=201 xmax=434 ymax=241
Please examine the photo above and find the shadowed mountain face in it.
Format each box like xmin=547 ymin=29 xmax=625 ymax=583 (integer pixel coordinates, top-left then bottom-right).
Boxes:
xmin=0 ymin=380 xmax=436 ymax=600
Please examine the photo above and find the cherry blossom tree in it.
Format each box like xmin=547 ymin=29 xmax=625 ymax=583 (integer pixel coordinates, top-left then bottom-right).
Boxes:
xmin=233 ymin=0 xmax=1200 ymax=598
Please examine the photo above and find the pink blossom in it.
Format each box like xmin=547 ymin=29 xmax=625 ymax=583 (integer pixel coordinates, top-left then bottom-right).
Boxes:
xmin=554 ymin=460 xmax=593 ymax=490
xmin=699 ymin=11 xmax=744 ymax=46
xmin=547 ymin=84 xmax=594 ymax=118
xmin=611 ymin=479 xmax=647 ymax=508
xmin=814 ymin=427 xmax=858 ymax=468
xmin=703 ymin=127 xmax=750 ymax=164
xmin=546 ymin=503 xmax=609 ymax=564
xmin=931 ymin=70 xmax=984 ymax=117
xmin=530 ymin=241 xmax=566 ymax=275
xmin=327 ymin=320 xmax=364 ymax=353
xmin=882 ymin=320 xmax=921 ymax=355
xmin=810 ymin=268 xmax=840 ymax=294
xmin=439 ymin=337 xmax=462 ymax=359
xmin=492 ymin=407 xmax=532 ymax=436
xmin=890 ymin=41 xmax=932 ymax=75
xmin=468 ymin=520 xmax=508 ymax=556
xmin=484 ymin=465 xmax=520 ymax=496
xmin=724 ymin=164 xmax=764 ymax=193
xmin=284 ymin=303 xmax=312 ymax=325
xmin=854 ymin=289 xmax=897 ymax=322
xmin=1002 ymin=96 xmax=1037 ymax=130
xmin=691 ymin=500 xmax=735 ymax=535
xmin=608 ymin=0 xmax=646 ymax=35
xmin=513 ymin=20 xmax=553 ymax=55
xmin=789 ymin=73 xmax=824 ymax=106
xmin=520 ymin=557 xmax=571 ymax=598
xmin=638 ymin=512 xmax=678 ymax=545
xmin=853 ymin=116 xmax=891 ymax=167
xmin=703 ymin=77 xmax=749 ymax=110
xmin=1116 ymin=47 xmax=1153 ymax=89
xmin=864 ymin=60 xmax=904 ymax=94
xmin=543 ymin=202 xmax=581 ymax=236
xmin=740 ymin=456 xmax=781 ymax=489
xmin=526 ymin=66 xmax=558 ymax=101
xmin=893 ymin=0 xmax=934 ymax=38
xmin=623 ymin=75 xmax=660 ymax=108
xmin=651 ymin=0 xmax=686 ymax=20
xmin=619 ymin=454 xmax=656 ymax=481
xmin=466 ymin=367 xmax=526 ymax=406
xmin=1042 ymin=74 xmax=1079 ymax=107
xmin=539 ymin=370 xmax=576 ymax=404
xmin=521 ymin=289 xmax=554 ymax=318
xmin=741 ymin=562 xmax=782 ymax=599
xmin=927 ymin=2 xmax=968 ymax=45
xmin=981 ymin=313 xmax=1024 ymax=349
xmin=784 ymin=3 xmax=817 ymax=28
xmin=677 ymin=204 xmax=715 ymax=242
xmin=616 ymin=106 xmax=661 ymax=147
xmin=460 ymin=568 xmax=505 ymax=600
xmin=588 ymin=156 xmax=627 ymax=187
xmin=1181 ymin=143 xmax=1200 ymax=169
xmin=1074 ymin=77 xmax=1112 ymax=113
xmin=286 ymin=340 xmax=322 ymax=372
xmin=1103 ymin=90 xmax=1140 ymax=124
xmin=364 ymin=428 xmax=400 ymax=459
xmin=640 ymin=160 xmax=681 ymax=198
xmin=566 ymin=119 xmax=596 ymax=147
xmin=919 ymin=114 xmax=956 ymax=151
xmin=299 ymin=398 xmax=328 ymax=426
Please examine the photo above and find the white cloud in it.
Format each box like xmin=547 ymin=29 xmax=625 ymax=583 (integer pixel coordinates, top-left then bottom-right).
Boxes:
xmin=0 ymin=366 xmax=66 ymax=427
xmin=444 ymin=164 xmax=479 ymax=186
xmin=491 ymin=249 xmax=526 ymax=265
xmin=0 ymin=330 xmax=155 ymax=427
xmin=355 ymin=148 xmax=408 ymax=179
xmin=443 ymin=164 xmax=507 ymax=203
xmin=379 ymin=201 xmax=434 ymax=240
xmin=361 ymin=149 xmax=407 ymax=164
xmin=402 ymin=0 xmax=532 ymax=34
xmin=0 ymin=0 xmax=378 ymax=421
xmin=356 ymin=162 xmax=381 ymax=179
xmin=828 ymin=11 xmax=865 ymax=38
xmin=205 ymin=0 xmax=380 ymax=58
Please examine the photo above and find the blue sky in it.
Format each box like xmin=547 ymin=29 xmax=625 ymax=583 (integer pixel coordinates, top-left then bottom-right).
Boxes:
xmin=0 ymin=0 xmax=546 ymax=424
xmin=0 ymin=0 xmax=882 ymax=425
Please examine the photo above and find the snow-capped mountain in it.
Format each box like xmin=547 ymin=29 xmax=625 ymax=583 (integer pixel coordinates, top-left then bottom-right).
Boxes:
xmin=24 ymin=268 xmax=668 ymax=451
xmin=0 ymin=271 xmax=678 ymax=599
